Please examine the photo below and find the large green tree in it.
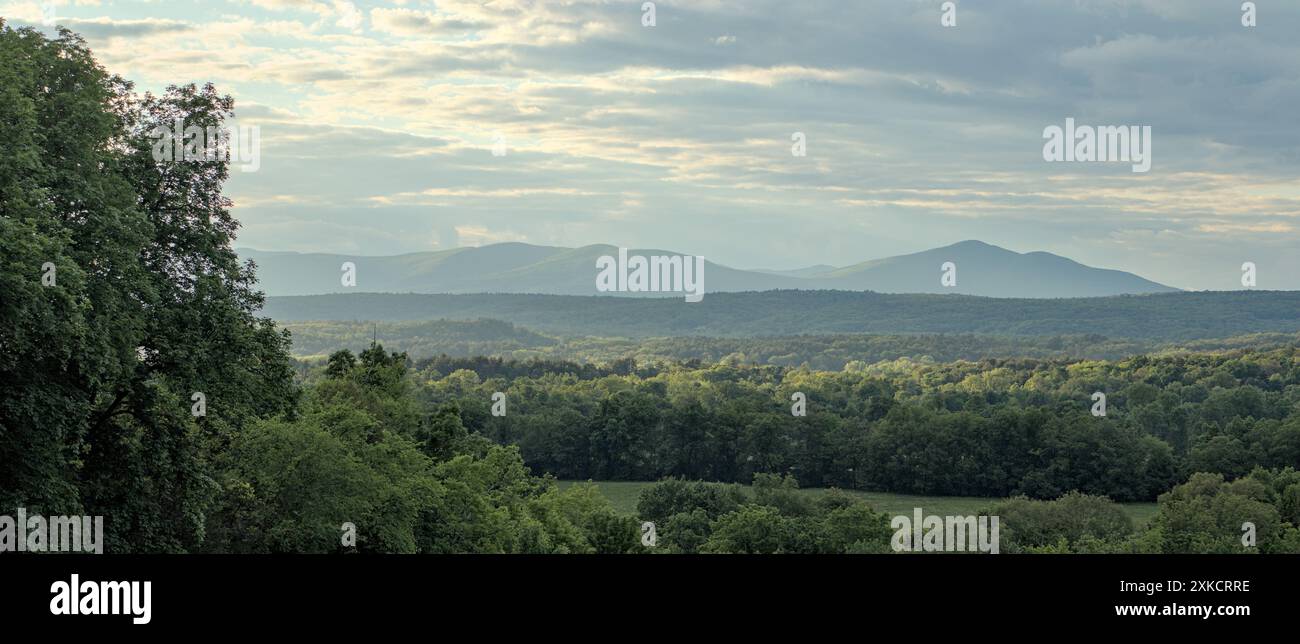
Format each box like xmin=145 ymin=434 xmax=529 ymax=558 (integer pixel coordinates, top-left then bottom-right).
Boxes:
xmin=0 ymin=23 xmax=296 ymax=552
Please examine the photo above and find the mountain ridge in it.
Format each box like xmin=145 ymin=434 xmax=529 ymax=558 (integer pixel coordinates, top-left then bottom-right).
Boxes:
xmin=238 ymin=240 xmax=1179 ymax=298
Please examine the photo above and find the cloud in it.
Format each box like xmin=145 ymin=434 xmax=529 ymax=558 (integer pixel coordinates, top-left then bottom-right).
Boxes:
xmin=369 ymin=7 xmax=486 ymax=36
xmin=62 ymin=16 xmax=193 ymax=38
xmin=6 ymin=0 xmax=1298 ymax=287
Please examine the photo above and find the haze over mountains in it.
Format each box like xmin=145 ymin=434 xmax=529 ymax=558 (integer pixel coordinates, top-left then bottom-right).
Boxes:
xmin=241 ymin=240 xmax=1178 ymax=299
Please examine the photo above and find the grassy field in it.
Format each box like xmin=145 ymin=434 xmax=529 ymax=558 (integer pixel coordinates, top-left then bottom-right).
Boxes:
xmin=558 ymin=480 xmax=1159 ymax=526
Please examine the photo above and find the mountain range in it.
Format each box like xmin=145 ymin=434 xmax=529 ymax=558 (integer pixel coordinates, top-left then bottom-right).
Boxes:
xmin=240 ymin=240 xmax=1178 ymax=298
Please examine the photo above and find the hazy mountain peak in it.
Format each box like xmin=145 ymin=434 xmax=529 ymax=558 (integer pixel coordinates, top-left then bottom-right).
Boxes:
xmin=946 ymin=239 xmax=999 ymax=250
xmin=241 ymin=240 xmax=1177 ymax=298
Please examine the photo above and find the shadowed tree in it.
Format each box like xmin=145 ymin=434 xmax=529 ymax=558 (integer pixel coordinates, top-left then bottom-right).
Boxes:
xmin=0 ymin=23 xmax=296 ymax=551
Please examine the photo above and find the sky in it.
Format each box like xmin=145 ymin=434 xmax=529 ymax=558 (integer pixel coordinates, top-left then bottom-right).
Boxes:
xmin=4 ymin=0 xmax=1299 ymax=290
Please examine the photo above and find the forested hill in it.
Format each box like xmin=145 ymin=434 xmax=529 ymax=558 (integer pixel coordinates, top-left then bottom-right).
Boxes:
xmin=261 ymin=290 xmax=1300 ymax=341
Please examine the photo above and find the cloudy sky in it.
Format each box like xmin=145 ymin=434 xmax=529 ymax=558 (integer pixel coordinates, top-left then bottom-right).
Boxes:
xmin=5 ymin=0 xmax=1299 ymax=290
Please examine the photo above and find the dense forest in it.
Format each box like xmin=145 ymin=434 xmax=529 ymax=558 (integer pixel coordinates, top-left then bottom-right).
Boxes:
xmin=398 ymin=348 xmax=1300 ymax=502
xmin=286 ymin=343 xmax=1300 ymax=553
xmin=284 ymin=318 xmax=1300 ymax=367
xmin=262 ymin=289 xmax=1300 ymax=340
xmin=4 ymin=23 xmax=1299 ymax=554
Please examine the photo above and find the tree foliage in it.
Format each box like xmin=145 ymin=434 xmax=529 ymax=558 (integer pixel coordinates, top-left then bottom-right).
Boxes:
xmin=1 ymin=23 xmax=296 ymax=551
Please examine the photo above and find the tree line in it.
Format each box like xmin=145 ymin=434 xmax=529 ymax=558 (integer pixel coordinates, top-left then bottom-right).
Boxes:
xmin=410 ymin=349 xmax=1300 ymax=502
xmin=287 ymin=318 xmax=1300 ymax=368
xmin=262 ymin=289 xmax=1300 ymax=340
xmin=632 ymin=472 xmax=1300 ymax=554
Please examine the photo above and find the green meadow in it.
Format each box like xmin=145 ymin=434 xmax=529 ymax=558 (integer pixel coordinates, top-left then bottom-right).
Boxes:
xmin=559 ymin=480 xmax=1160 ymax=527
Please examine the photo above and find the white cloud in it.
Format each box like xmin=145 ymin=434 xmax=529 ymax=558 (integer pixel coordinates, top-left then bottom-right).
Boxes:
xmin=8 ymin=0 xmax=1297 ymax=286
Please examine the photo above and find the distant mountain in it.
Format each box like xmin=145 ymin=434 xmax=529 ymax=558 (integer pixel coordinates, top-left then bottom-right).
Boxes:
xmin=815 ymin=240 xmax=1178 ymax=298
xmin=240 ymin=240 xmax=1178 ymax=298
